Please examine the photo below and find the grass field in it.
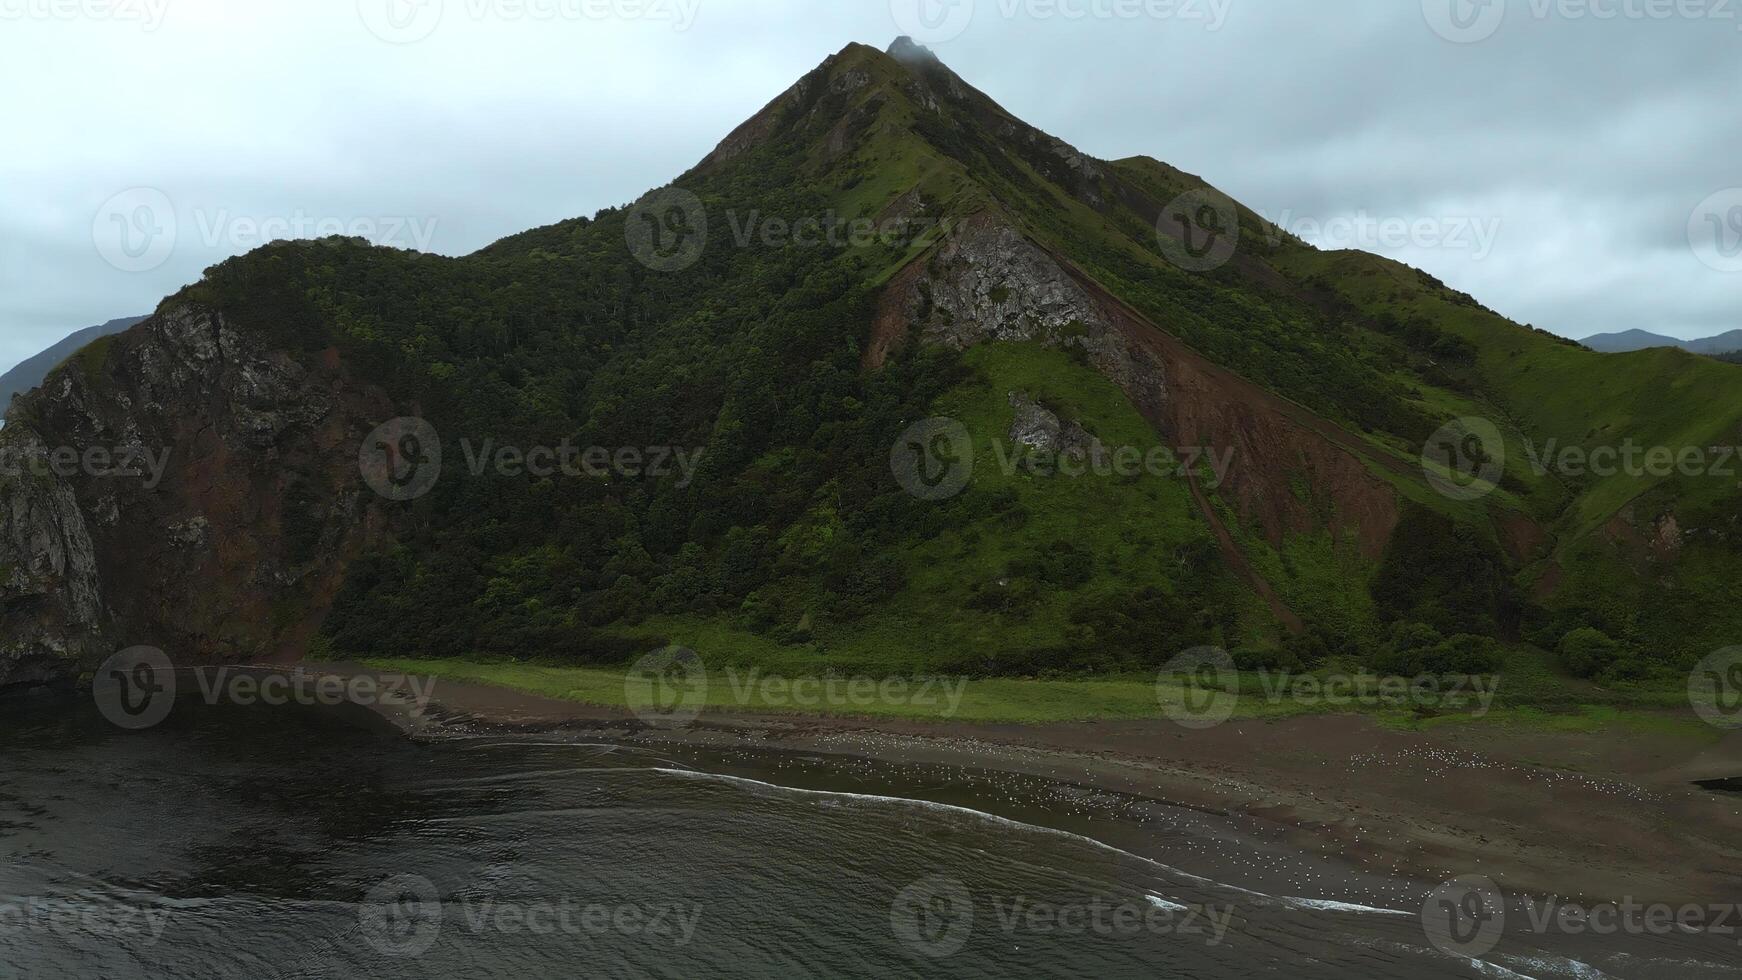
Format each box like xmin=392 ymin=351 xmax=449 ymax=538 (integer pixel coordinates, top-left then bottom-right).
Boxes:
xmin=358 ymin=648 xmax=1717 ymax=738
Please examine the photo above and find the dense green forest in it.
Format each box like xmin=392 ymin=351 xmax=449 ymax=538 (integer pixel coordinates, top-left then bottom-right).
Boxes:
xmin=191 ymin=167 xmax=984 ymax=667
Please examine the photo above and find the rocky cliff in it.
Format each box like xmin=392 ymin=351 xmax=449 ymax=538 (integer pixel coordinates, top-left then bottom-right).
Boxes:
xmin=0 ymin=306 xmax=392 ymax=689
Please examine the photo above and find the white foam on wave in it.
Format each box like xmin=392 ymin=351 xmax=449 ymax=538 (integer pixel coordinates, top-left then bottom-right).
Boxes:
xmin=1283 ymin=897 xmax=1409 ymax=916
xmin=649 ymin=766 xmax=1277 ymax=900
xmin=452 ymin=738 xmax=630 ymax=751
xmin=1462 ymin=959 xmax=1543 ymax=979
xmin=1500 ymin=953 xmax=1634 ymax=979
xmin=437 ymin=751 xmax=1439 ymax=922
xmin=418 ymin=766 xmax=685 ymax=787
xmin=1146 ymin=895 xmax=1190 ymax=912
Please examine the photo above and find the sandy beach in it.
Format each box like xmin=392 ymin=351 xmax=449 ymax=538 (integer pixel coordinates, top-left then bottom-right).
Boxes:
xmin=313 ymin=663 xmax=1742 ymax=909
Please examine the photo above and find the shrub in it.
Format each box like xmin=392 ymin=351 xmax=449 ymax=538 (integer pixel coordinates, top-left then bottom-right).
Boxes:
xmin=1368 ymin=621 xmax=1441 ymax=675
xmin=1280 ymin=629 xmax=1332 ymax=670
xmin=1064 ymin=587 xmax=1218 ymax=668
xmin=1422 ymin=634 xmax=1502 ymax=674
xmin=1233 ymin=645 xmax=1302 ymax=673
xmin=1008 ymin=541 xmax=1096 ymax=589
xmin=965 ymin=576 xmax=1040 ymax=614
xmin=1390 ymin=621 xmax=1445 ymax=654
xmin=1369 ymin=646 xmax=1422 ymax=677
xmin=1558 ymin=627 xmax=1623 ymax=679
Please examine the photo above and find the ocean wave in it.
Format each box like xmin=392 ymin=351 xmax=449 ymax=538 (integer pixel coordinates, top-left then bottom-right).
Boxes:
xmin=648 ymin=766 xmax=1279 ymax=900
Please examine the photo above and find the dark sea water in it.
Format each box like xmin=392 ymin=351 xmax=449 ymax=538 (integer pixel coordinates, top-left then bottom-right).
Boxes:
xmin=0 ymin=694 xmax=1736 ymax=979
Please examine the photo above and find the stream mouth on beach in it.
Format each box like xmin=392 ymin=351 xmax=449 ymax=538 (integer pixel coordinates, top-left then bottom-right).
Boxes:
xmin=0 ymin=695 xmax=1737 ymax=979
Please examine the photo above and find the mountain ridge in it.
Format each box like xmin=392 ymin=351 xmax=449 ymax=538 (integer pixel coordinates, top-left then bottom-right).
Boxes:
xmin=0 ymin=316 xmax=146 ymax=408
xmin=1581 ymin=327 xmax=1742 ymax=354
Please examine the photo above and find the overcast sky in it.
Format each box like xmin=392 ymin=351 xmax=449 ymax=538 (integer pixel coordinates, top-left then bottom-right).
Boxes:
xmin=3 ymin=0 xmax=1739 ymax=367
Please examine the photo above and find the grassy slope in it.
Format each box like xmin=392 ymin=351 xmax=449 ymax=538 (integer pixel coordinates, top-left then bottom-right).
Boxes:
xmin=603 ymin=341 xmax=1266 ymax=675
xmin=1276 ymin=248 xmax=1742 ymax=538
xmin=1270 ymin=248 xmax=1742 ymax=658
xmin=1024 ymin=147 xmax=1564 ymax=563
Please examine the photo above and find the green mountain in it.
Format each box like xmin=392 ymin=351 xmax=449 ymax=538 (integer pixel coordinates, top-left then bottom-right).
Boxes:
xmin=3 ymin=38 xmax=1738 ymax=689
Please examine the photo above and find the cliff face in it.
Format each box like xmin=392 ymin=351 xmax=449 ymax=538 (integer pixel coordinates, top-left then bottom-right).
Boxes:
xmin=0 ymin=306 xmax=393 ymax=689
xmin=0 ymin=430 xmax=103 ymax=687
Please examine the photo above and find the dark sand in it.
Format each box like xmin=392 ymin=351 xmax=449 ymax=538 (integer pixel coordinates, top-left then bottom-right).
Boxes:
xmin=308 ymin=663 xmax=1742 ymax=907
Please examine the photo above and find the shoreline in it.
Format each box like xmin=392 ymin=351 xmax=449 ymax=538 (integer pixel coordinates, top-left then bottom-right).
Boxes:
xmin=311 ymin=662 xmax=1742 ymax=907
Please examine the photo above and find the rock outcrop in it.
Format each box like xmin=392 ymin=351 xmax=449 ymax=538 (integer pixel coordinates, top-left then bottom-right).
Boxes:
xmin=886 ymin=212 xmax=1167 ymax=420
xmin=0 ymin=306 xmax=394 ymax=690
xmin=1007 ymin=392 xmax=1099 ymax=460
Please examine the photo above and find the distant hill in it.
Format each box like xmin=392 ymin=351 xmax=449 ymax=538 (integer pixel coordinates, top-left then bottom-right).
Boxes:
xmin=1690 ymin=330 xmax=1742 ymax=354
xmin=1580 ymin=329 xmax=1682 ymax=352
xmin=1581 ymin=328 xmax=1742 ymax=354
xmin=0 ymin=316 xmax=146 ymax=406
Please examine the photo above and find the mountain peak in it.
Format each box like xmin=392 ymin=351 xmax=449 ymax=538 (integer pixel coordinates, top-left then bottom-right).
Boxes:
xmin=887 ymin=35 xmax=940 ymax=66
xmin=695 ymin=36 xmax=956 ymax=173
